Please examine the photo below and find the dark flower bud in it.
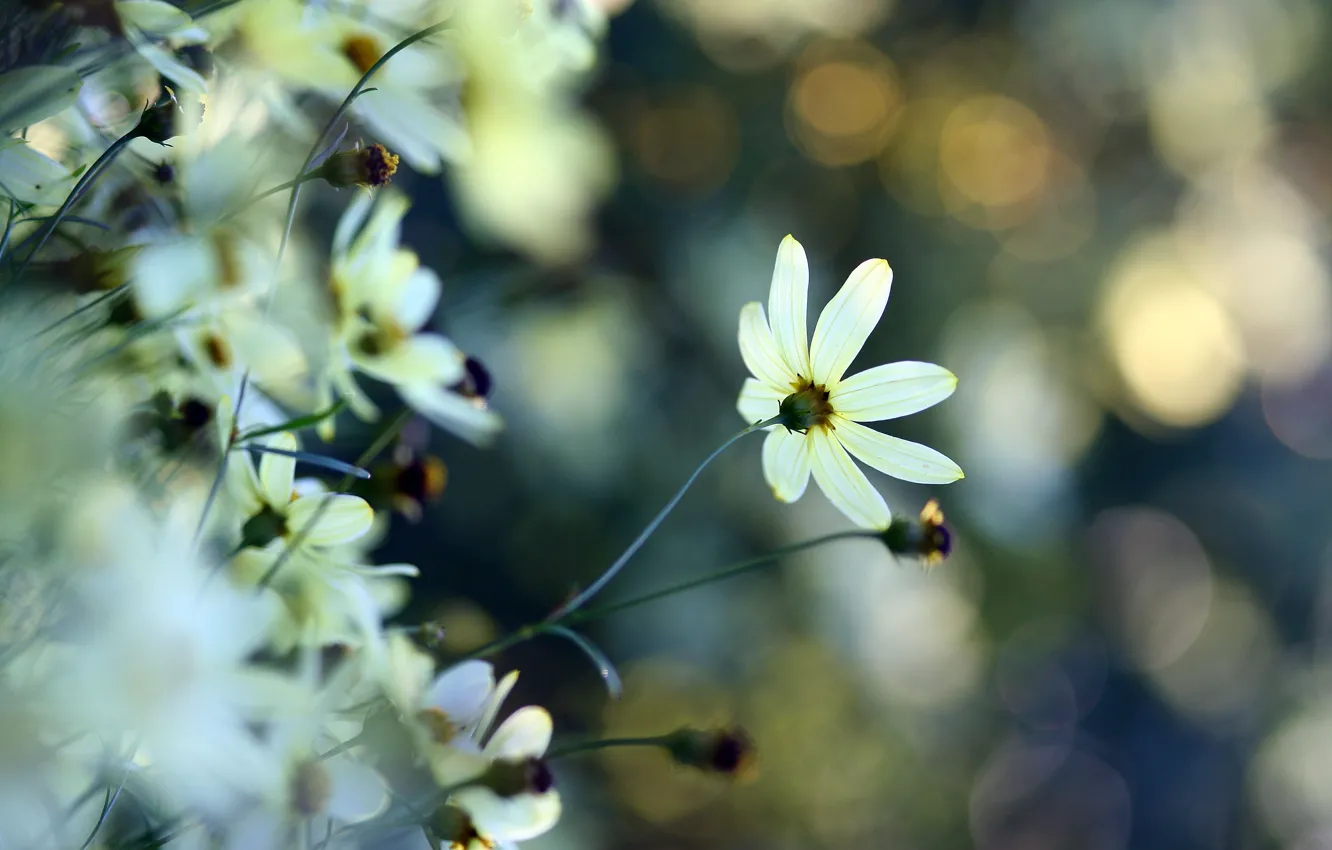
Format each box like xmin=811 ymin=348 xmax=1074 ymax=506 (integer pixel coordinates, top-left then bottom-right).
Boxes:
xmin=151 ymin=161 xmax=174 ymax=184
xmin=664 ymin=726 xmax=756 ymax=779
xmin=314 ymin=143 xmax=400 ymax=188
xmin=778 ymin=383 xmax=833 ymax=433
xmin=474 ymin=756 xmax=556 ymax=797
xmin=453 ymin=356 xmax=494 ymax=401
xmin=881 ymin=499 xmax=952 ymax=568
xmin=132 ymin=88 xmax=199 ymax=145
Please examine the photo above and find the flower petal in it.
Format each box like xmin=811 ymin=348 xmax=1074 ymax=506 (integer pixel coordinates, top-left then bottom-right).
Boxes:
xmin=830 ymin=361 xmax=957 ymax=422
xmin=736 ymin=378 xmax=785 ymax=427
xmin=453 ymin=787 xmax=562 ymax=844
xmin=257 ymin=433 xmax=297 ymax=508
xmin=485 ymin=706 xmax=552 ymax=759
xmin=354 ymin=333 xmax=464 ymax=387
xmin=286 ymin=494 xmax=373 ymax=546
xmin=425 ymin=660 xmax=496 ymax=725
xmin=393 ymin=267 xmax=442 ymax=332
xmin=324 ymin=755 xmax=389 ymax=823
xmin=475 ymin=670 xmax=519 ymax=741
xmin=809 ymin=258 xmax=893 ymax=386
xmin=761 ymin=427 xmax=811 ymax=503
xmin=738 ymin=302 xmax=798 ymax=391
xmin=809 ymin=429 xmax=891 ymax=529
xmin=833 ymin=418 xmax=965 ymax=485
xmin=767 ymin=235 xmax=811 ymax=379
xmin=399 ymin=384 xmax=503 ymax=447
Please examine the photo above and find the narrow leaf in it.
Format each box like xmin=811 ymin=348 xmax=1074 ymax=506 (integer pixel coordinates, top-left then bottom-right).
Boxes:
xmin=244 ymin=444 xmax=371 ymax=480
xmin=237 ymin=400 xmax=346 ymax=443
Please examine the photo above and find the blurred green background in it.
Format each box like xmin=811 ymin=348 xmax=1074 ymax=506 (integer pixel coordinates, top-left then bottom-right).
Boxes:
xmin=375 ymin=0 xmax=1332 ymax=847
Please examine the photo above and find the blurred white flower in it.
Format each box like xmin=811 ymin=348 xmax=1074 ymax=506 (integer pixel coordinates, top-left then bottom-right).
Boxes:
xmin=46 ymin=481 xmax=286 ymax=817
xmin=322 ymin=191 xmax=501 ymax=445
xmin=736 ymin=235 xmax=963 ymax=529
xmin=448 ymin=0 xmax=615 ymax=265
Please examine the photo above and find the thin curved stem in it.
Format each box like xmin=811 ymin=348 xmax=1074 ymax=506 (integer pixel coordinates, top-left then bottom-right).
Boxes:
xmin=546 ymin=417 xmax=781 ymax=621
xmin=547 ymin=735 xmax=668 ymax=759
xmin=463 ymin=527 xmax=880 ymax=661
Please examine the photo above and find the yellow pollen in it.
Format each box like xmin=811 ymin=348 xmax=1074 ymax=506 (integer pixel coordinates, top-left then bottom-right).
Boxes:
xmin=341 ymin=34 xmax=382 ymax=75
xmin=417 ymin=707 xmax=459 ymax=744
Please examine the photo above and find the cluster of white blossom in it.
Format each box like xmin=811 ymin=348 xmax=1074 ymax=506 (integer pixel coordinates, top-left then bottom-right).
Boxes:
xmin=0 ymin=1 xmax=963 ymax=848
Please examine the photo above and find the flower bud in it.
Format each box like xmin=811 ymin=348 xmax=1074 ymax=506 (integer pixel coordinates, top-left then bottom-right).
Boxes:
xmin=473 ymin=756 xmax=556 ymax=798
xmin=451 ymin=356 xmax=494 ymax=402
xmin=314 ymin=143 xmax=400 ymax=188
xmin=881 ymin=499 xmax=952 ymax=568
xmin=131 ymin=88 xmax=199 ymax=144
xmin=664 ymin=726 xmax=756 ymax=779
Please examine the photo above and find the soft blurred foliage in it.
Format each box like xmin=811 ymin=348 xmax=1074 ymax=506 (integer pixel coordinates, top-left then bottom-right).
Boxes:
xmin=390 ymin=0 xmax=1332 ymax=847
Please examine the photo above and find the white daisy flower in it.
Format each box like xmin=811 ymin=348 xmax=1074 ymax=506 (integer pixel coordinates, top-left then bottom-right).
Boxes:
xmin=322 ymin=191 xmax=501 ymax=445
xmin=737 ymin=235 xmax=964 ymax=529
xmin=223 ymin=429 xmax=375 ymax=558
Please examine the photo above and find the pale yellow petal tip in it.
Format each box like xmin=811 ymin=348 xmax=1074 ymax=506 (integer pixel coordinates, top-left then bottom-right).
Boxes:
xmin=769 ymin=483 xmax=797 ymax=504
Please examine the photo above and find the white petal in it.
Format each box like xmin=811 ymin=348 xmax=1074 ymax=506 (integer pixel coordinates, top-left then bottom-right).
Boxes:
xmin=399 ymin=384 xmax=503 ymax=447
xmin=475 ymin=670 xmax=519 ymax=741
xmin=0 ymin=66 xmax=81 ymax=132
xmin=225 ymin=447 xmax=264 ymax=516
xmin=451 ymin=788 xmax=561 ymax=843
xmin=331 ymin=365 xmax=379 ymax=422
xmin=425 ymin=661 xmax=496 ymax=723
xmin=354 ymin=333 xmax=464 ymax=386
xmin=324 ymin=756 xmax=389 ymax=823
xmin=485 ymin=706 xmax=552 ymax=759
xmin=767 ymin=235 xmax=811 ymax=379
xmin=736 ymin=377 xmax=785 ymax=427
xmin=394 ymin=267 xmax=442 ymax=331
xmin=0 ymin=140 xmax=74 ymax=205
xmin=287 ymin=495 xmax=374 ymax=546
xmin=809 ymin=430 xmax=891 ymax=529
xmin=833 ymin=418 xmax=965 ymax=485
xmin=761 ymin=427 xmax=811 ymax=503
xmin=809 ymin=258 xmax=893 ymax=386
xmin=738 ymin=302 xmax=797 ymax=391
xmin=257 ymin=433 xmax=297 ymax=507
xmin=333 ymin=192 xmax=375 ymax=257
xmin=829 ymin=361 xmax=957 ymax=422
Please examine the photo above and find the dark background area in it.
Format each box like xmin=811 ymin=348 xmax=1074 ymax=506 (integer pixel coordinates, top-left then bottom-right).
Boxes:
xmin=374 ymin=1 xmax=1332 ymax=847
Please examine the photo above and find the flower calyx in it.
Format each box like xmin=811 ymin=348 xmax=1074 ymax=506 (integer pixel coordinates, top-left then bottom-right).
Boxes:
xmin=777 ymin=380 xmax=833 ymax=434
xmin=881 ymin=499 xmax=952 ymax=568
xmin=664 ymin=726 xmax=756 ymax=780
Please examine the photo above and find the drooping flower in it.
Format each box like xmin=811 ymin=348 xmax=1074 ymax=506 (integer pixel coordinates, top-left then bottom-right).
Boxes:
xmin=736 ymin=235 xmax=964 ymax=529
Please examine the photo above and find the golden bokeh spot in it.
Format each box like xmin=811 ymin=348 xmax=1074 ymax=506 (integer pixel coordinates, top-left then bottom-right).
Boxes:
xmin=788 ymin=40 xmax=903 ymax=167
xmin=341 ymin=33 xmax=383 ymax=76
xmin=632 ymin=87 xmax=739 ymax=195
xmin=938 ymin=95 xmax=1052 ymax=227
xmin=1100 ymin=237 xmax=1245 ymax=428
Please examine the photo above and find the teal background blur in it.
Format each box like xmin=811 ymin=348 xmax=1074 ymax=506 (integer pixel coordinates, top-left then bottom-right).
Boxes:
xmin=376 ymin=1 xmax=1332 ymax=847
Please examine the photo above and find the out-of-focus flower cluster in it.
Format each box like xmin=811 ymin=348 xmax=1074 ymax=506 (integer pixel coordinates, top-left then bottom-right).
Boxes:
xmin=0 ymin=1 xmax=620 ymax=848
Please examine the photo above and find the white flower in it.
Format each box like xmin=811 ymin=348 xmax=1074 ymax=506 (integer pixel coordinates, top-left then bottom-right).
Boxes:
xmin=448 ymin=0 xmax=615 ymax=265
xmin=222 ymin=656 xmax=389 ymax=850
xmin=736 ymin=235 xmax=964 ymax=529
xmin=225 ymin=431 xmax=374 ymax=554
xmin=447 ymin=707 xmax=561 ymax=844
xmin=322 ymin=191 xmax=502 ymax=445
xmin=45 ymin=481 xmax=286 ymax=817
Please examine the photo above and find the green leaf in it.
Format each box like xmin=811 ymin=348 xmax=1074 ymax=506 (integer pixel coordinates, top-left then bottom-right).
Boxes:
xmin=236 ymin=401 xmax=346 ymax=443
xmin=0 ymin=66 xmax=83 ymax=132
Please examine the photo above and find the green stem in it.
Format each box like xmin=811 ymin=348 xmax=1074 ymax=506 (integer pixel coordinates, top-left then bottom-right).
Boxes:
xmin=220 ymin=173 xmax=319 ymax=222
xmin=547 ymin=735 xmax=669 ymax=759
xmin=463 ymin=528 xmax=881 ymax=660
xmin=546 ymin=416 xmax=783 ymax=621
xmin=7 ymin=133 xmax=135 ymax=285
